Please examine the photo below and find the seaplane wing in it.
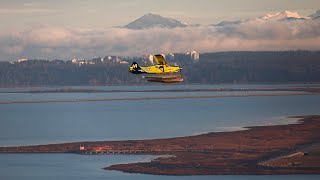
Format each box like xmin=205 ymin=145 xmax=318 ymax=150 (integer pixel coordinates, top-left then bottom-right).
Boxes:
xmin=153 ymin=54 xmax=167 ymax=65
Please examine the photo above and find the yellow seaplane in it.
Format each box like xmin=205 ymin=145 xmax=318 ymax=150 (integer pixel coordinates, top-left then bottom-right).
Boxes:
xmin=129 ymin=54 xmax=183 ymax=83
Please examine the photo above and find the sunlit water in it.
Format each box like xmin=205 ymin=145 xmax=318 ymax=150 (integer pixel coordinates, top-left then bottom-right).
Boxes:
xmin=0 ymin=84 xmax=319 ymax=180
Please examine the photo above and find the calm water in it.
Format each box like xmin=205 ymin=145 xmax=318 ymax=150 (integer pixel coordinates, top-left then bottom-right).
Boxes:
xmin=0 ymin=154 xmax=319 ymax=180
xmin=0 ymin=84 xmax=319 ymax=179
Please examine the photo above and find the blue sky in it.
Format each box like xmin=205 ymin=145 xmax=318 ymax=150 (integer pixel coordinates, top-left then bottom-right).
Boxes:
xmin=0 ymin=0 xmax=319 ymax=29
xmin=0 ymin=0 xmax=319 ymax=61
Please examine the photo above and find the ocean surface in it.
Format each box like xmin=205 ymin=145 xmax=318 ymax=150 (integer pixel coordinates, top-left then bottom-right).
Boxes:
xmin=0 ymin=84 xmax=320 ymax=180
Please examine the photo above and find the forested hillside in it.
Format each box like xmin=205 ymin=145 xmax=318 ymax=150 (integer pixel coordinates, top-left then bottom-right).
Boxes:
xmin=0 ymin=51 xmax=319 ymax=87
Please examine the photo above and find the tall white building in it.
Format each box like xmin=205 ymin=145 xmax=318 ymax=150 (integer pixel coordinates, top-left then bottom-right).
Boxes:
xmin=191 ymin=51 xmax=200 ymax=61
xmin=148 ymin=54 xmax=154 ymax=64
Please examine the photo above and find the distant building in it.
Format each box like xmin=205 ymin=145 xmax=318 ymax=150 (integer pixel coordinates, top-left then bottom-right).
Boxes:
xmin=93 ymin=145 xmax=112 ymax=153
xmin=71 ymin=57 xmax=94 ymax=65
xmin=79 ymin=145 xmax=85 ymax=151
xmin=148 ymin=54 xmax=154 ymax=64
xmin=191 ymin=51 xmax=200 ymax=61
xmin=121 ymin=61 xmax=129 ymax=64
xmin=71 ymin=57 xmax=77 ymax=63
xmin=17 ymin=58 xmax=28 ymax=63
xmin=113 ymin=57 xmax=128 ymax=64
xmin=105 ymin=56 xmax=128 ymax=64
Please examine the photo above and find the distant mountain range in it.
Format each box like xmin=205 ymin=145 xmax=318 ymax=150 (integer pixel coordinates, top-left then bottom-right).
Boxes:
xmin=213 ymin=10 xmax=312 ymax=26
xmin=124 ymin=10 xmax=319 ymax=29
xmin=124 ymin=13 xmax=189 ymax=29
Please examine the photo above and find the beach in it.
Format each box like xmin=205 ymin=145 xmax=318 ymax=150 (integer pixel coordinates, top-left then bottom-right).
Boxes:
xmin=1 ymin=115 xmax=320 ymax=175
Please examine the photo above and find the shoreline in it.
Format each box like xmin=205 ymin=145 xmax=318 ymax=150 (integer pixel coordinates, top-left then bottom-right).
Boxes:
xmin=1 ymin=86 xmax=320 ymax=93
xmin=0 ymin=86 xmax=319 ymax=105
xmin=0 ymin=82 xmax=320 ymax=89
xmin=1 ymin=115 xmax=320 ymax=175
xmin=0 ymin=92 xmax=319 ymax=105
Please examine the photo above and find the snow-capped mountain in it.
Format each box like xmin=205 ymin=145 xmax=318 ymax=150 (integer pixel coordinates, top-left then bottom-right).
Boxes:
xmin=257 ymin=10 xmax=309 ymax=21
xmin=214 ymin=10 xmax=310 ymax=26
xmin=124 ymin=13 xmax=189 ymax=29
xmin=309 ymin=10 xmax=320 ymax=20
xmin=126 ymin=10 xmax=317 ymax=29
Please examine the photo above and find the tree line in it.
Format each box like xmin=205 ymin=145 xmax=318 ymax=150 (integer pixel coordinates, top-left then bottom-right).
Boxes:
xmin=0 ymin=51 xmax=319 ymax=87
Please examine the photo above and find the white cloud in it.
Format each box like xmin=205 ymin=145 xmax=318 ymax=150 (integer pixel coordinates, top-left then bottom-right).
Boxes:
xmin=0 ymin=19 xmax=320 ymax=61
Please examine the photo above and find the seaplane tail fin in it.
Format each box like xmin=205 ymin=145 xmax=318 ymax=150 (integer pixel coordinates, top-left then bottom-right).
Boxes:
xmin=131 ymin=62 xmax=140 ymax=69
xmin=129 ymin=62 xmax=145 ymax=74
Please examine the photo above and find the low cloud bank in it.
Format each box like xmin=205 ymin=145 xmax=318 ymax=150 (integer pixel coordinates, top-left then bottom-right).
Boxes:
xmin=1 ymin=20 xmax=320 ymax=61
